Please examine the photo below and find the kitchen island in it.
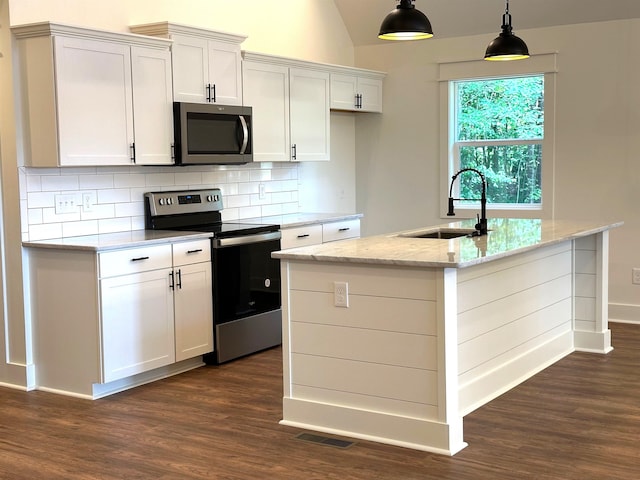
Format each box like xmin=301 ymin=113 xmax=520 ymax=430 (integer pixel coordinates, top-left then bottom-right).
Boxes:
xmin=272 ymin=218 xmax=622 ymax=455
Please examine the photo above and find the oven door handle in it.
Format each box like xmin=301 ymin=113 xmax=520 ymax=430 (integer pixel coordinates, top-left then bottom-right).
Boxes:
xmin=213 ymin=230 xmax=281 ymax=248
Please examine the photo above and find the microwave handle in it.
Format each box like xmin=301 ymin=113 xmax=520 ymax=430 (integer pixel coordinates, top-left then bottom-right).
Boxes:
xmin=239 ymin=115 xmax=249 ymax=154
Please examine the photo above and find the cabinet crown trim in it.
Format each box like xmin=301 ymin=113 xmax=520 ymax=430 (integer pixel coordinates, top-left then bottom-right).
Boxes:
xmin=130 ymin=22 xmax=247 ymax=44
xmin=242 ymin=51 xmax=386 ymax=78
xmin=12 ymin=21 xmax=172 ymax=49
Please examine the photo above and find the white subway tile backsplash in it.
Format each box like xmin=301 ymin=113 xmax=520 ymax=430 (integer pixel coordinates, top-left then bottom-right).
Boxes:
xmin=115 ymin=202 xmax=144 ymax=218
xmin=201 ymin=170 xmax=228 ymax=185
xmin=175 ymin=171 xmax=203 ymax=185
xmin=22 ymin=163 xmax=304 ymax=240
xmin=227 ymin=170 xmax=251 ymax=183
xmin=27 ymin=191 xmax=56 ymax=208
xmin=26 ymin=174 xmax=41 ymax=193
xmin=41 ymin=175 xmax=79 ymax=191
xmin=99 ymin=217 xmax=132 ymax=234
xmin=146 ymin=173 xmax=175 ymax=186
xmin=29 ymin=223 xmax=63 ymax=241
xmin=80 ymin=204 xmax=116 ymax=221
xmin=131 ymin=216 xmax=145 ymax=230
xmin=62 ymin=220 xmax=99 ymax=238
xmin=27 ymin=208 xmax=43 ymax=225
xmin=237 ymin=206 xmax=262 ymax=219
xmin=250 ymin=169 xmax=271 ymax=182
xmin=79 ymin=174 xmax=114 ymax=190
xmin=261 ymin=203 xmax=283 ymax=217
xmin=114 ymin=173 xmax=146 ymax=188
xmin=42 ymin=207 xmax=80 ymax=224
xmin=98 ymin=188 xmax=131 ymax=204
xmin=238 ymin=182 xmax=259 ymax=195
xmin=226 ymin=194 xmax=251 ymax=208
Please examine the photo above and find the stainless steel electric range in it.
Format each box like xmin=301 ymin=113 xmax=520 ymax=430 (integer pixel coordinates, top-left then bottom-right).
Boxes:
xmin=144 ymin=188 xmax=282 ymax=364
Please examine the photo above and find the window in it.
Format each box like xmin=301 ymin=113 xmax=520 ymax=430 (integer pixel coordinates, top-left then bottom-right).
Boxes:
xmin=454 ymin=76 xmax=544 ymax=206
xmin=439 ymin=54 xmax=556 ymax=218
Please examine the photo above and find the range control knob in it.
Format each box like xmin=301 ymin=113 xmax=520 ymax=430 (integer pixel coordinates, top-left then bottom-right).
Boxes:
xmin=167 ymin=198 xmax=173 ymax=205
xmin=206 ymin=195 xmax=213 ymax=202
xmin=158 ymin=198 xmax=165 ymax=206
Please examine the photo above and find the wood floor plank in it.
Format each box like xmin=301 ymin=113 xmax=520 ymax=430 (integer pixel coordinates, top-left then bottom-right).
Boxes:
xmin=1 ymin=322 xmax=639 ymax=479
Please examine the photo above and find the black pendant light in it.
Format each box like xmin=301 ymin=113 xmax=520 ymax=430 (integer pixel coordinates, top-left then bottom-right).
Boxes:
xmin=484 ymin=0 xmax=529 ymax=61
xmin=378 ymin=0 xmax=433 ymax=41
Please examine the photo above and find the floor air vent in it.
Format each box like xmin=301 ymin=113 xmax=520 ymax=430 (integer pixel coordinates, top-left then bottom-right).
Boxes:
xmin=295 ymin=432 xmax=356 ymax=449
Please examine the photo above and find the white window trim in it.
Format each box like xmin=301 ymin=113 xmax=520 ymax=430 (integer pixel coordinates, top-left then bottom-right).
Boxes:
xmin=438 ymin=53 xmax=558 ymax=220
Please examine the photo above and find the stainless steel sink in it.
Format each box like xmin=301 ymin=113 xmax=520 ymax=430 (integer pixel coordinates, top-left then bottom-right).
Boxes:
xmin=399 ymin=228 xmax=478 ymax=239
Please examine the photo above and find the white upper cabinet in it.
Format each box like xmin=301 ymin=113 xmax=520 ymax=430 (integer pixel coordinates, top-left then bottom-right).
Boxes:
xmin=131 ymin=46 xmax=175 ymax=165
xmin=330 ymin=71 xmax=385 ymax=112
xmin=130 ymin=22 xmax=246 ymax=105
xmin=12 ymin=22 xmax=174 ymax=167
xmin=290 ymin=67 xmax=331 ymax=161
xmin=53 ymin=36 xmax=135 ymax=166
xmin=242 ymin=52 xmax=330 ymax=162
xmin=242 ymin=61 xmax=291 ymax=162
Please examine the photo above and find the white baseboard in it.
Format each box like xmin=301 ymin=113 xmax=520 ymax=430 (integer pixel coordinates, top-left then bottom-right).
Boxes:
xmin=609 ymin=303 xmax=640 ymax=325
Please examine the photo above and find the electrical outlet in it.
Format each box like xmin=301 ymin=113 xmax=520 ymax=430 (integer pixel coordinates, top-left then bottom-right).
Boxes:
xmin=633 ymin=268 xmax=640 ymax=285
xmin=334 ymin=281 xmax=349 ymax=308
xmin=259 ymin=183 xmax=266 ymax=200
xmin=82 ymin=192 xmax=96 ymax=212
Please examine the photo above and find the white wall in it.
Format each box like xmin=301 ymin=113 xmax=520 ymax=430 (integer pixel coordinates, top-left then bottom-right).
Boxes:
xmin=0 ymin=0 xmax=357 ymax=388
xmin=353 ymin=19 xmax=640 ymax=322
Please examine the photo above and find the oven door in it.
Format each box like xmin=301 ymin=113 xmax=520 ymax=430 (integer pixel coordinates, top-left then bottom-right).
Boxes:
xmin=212 ymin=231 xmax=281 ymax=325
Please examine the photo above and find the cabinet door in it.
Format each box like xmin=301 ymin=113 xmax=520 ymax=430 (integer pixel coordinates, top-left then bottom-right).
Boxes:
xmin=171 ymin=34 xmax=209 ymax=103
xmin=53 ymin=36 xmax=134 ymax=166
xmin=174 ymin=262 xmax=213 ymax=362
xmin=131 ymin=46 xmax=174 ymax=165
xmin=358 ymin=77 xmax=384 ymax=113
xmin=207 ymin=40 xmax=243 ymax=105
xmin=242 ymin=61 xmax=291 ymax=162
xmin=290 ymin=68 xmax=330 ymax=162
xmin=100 ymin=268 xmax=175 ymax=383
xmin=330 ymin=73 xmax=358 ymax=110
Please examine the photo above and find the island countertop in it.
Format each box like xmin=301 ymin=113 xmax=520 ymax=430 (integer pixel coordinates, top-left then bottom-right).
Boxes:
xmin=272 ymin=218 xmax=623 ymax=268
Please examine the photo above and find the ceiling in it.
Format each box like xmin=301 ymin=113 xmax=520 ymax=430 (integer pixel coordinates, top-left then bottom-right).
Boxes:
xmin=334 ymin=0 xmax=640 ymax=46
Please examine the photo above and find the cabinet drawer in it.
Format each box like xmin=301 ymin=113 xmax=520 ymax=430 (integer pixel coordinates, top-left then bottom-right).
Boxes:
xmin=173 ymin=239 xmax=211 ymax=266
xmin=281 ymin=225 xmax=323 ymax=249
xmin=99 ymin=244 xmax=172 ymax=278
xmin=322 ymin=219 xmax=360 ymax=243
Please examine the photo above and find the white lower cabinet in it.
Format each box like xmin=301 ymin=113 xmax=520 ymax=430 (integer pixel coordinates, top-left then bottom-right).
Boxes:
xmin=27 ymin=237 xmax=212 ymax=398
xmin=99 ymin=239 xmax=213 ymax=382
xmin=281 ymin=218 xmax=360 ymax=249
xmin=172 ymin=241 xmax=213 ymax=362
xmin=100 ymin=267 xmax=175 ymax=383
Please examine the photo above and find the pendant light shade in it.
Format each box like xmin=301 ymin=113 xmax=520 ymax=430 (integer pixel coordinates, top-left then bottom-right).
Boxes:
xmin=484 ymin=0 xmax=529 ymax=61
xmin=378 ymin=0 xmax=433 ymax=41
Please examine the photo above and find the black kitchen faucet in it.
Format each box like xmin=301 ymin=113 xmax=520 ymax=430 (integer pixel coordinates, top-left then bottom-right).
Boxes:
xmin=447 ymin=168 xmax=488 ymax=236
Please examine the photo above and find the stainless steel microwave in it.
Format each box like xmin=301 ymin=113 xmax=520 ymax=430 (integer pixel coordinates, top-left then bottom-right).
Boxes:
xmin=173 ymin=102 xmax=252 ymax=165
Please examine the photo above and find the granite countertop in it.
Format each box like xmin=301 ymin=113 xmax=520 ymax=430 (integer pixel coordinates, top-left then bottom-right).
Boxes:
xmin=22 ymin=230 xmax=213 ymax=252
xmin=240 ymin=212 xmax=362 ymax=228
xmin=272 ymin=218 xmax=623 ymax=268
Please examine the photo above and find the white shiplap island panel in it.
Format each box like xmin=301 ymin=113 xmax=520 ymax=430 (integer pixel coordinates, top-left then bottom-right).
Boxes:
xmin=273 ymin=218 xmax=622 ymax=455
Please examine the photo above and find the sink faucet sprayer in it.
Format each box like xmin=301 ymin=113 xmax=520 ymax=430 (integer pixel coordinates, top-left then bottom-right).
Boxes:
xmin=447 ymin=168 xmax=488 ymax=236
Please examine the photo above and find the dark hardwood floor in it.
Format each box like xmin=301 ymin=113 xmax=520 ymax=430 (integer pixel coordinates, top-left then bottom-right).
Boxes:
xmin=1 ymin=322 xmax=639 ymax=479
